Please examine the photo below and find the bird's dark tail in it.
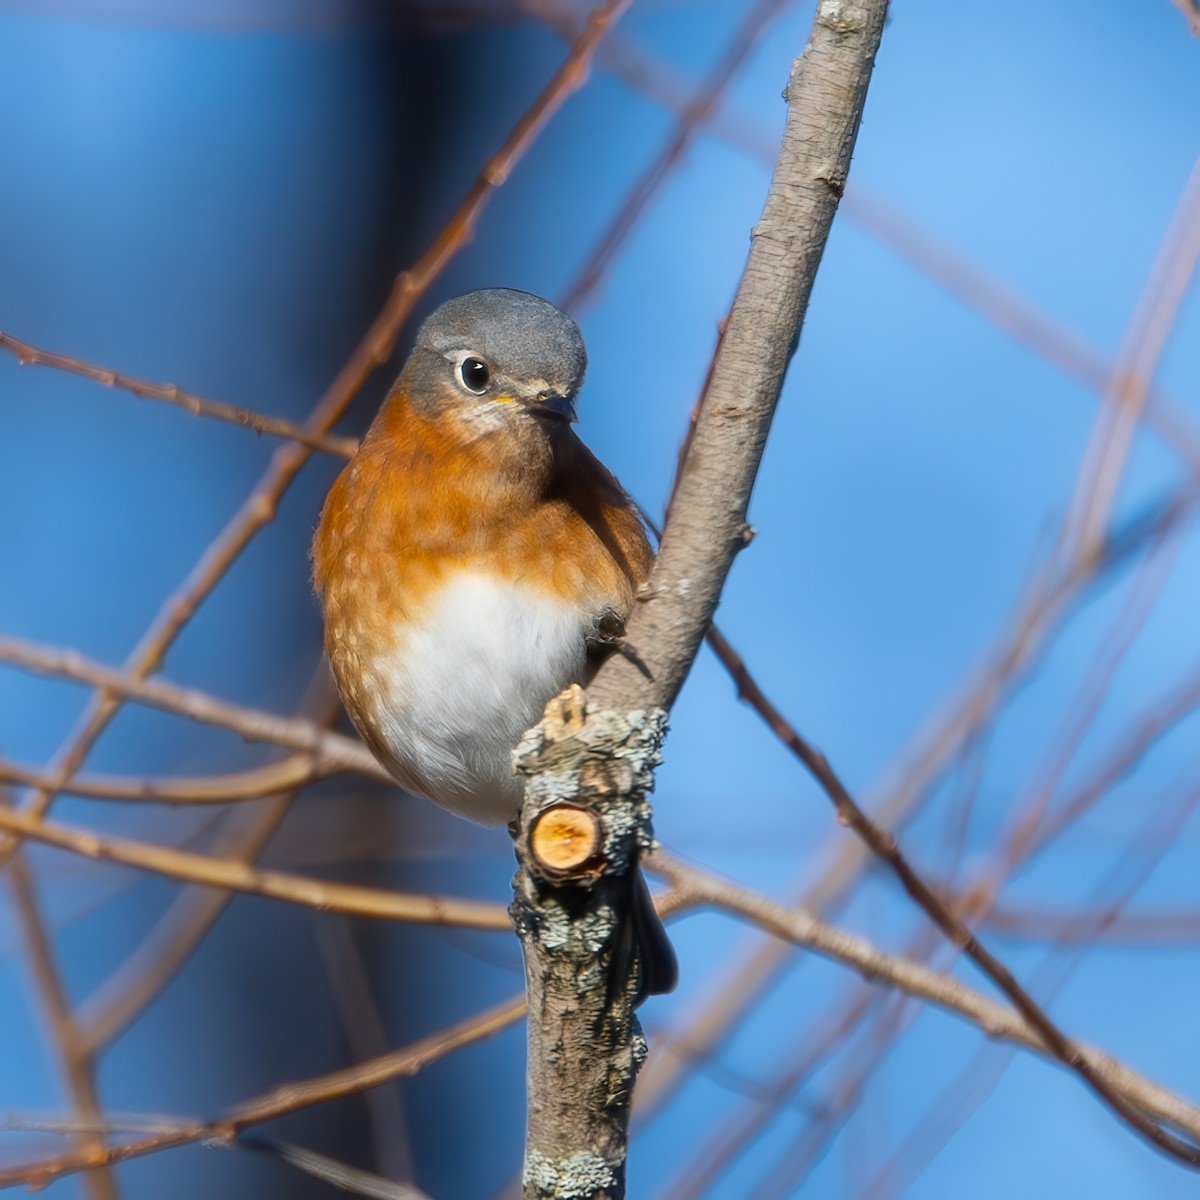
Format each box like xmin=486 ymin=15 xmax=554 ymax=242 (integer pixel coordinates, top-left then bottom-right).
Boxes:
xmin=626 ymin=865 xmax=677 ymax=1005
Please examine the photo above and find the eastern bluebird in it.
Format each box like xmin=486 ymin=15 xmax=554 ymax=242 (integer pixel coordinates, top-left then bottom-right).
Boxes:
xmin=312 ymin=288 xmax=676 ymax=1001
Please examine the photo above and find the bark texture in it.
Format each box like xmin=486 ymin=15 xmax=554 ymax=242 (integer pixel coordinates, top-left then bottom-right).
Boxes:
xmin=514 ymin=2 xmax=890 ymax=1196
xmin=513 ymin=698 xmax=666 ymax=1200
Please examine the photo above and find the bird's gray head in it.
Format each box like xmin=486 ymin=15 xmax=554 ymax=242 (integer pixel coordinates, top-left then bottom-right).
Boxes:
xmin=402 ymin=289 xmax=587 ymax=427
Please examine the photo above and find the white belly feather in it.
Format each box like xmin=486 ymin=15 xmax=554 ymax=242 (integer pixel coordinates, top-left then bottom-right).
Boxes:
xmin=364 ymin=570 xmax=589 ymax=825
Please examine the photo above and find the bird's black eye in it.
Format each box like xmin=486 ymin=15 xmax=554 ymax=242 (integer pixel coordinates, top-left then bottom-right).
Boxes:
xmin=458 ymin=356 xmax=491 ymax=394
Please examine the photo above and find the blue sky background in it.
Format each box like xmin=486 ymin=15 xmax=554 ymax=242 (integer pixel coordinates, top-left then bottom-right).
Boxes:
xmin=1 ymin=1 xmax=1199 ymax=1197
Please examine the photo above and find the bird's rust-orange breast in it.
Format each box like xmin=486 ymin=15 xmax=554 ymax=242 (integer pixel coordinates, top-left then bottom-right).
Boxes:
xmin=312 ymin=391 xmax=653 ymax=724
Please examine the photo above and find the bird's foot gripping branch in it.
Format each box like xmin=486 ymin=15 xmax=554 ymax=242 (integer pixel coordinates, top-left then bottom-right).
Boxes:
xmin=510 ymin=684 xmax=668 ymax=1200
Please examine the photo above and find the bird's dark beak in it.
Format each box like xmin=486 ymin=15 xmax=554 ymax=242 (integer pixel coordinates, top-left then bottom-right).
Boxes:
xmin=532 ymin=391 xmax=577 ymax=424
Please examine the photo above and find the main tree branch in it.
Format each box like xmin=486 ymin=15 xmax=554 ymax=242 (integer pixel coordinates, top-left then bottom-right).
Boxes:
xmin=588 ymin=0 xmax=888 ymax=716
xmin=513 ymin=3 xmax=889 ymax=1198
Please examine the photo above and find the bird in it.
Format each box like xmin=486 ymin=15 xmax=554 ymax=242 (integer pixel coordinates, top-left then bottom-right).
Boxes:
xmin=311 ymin=287 xmax=676 ymax=1002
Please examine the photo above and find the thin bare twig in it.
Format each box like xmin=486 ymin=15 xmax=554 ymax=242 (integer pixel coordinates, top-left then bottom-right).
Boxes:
xmin=984 ymin=527 xmax=1183 ymax=875
xmin=73 ymin=673 xmax=341 ymax=1054
xmin=695 ymin=524 xmax=1193 ymax=1184
xmin=838 ymin=188 xmax=1200 ymax=478
xmin=1013 ymin=662 xmax=1200 ymax=865
xmin=7 ymin=857 xmax=118 ymax=1200
xmin=1172 ymin=0 xmax=1200 ymax=35
xmin=862 ymin=784 xmax=1200 ymax=1199
xmin=662 ymin=983 xmax=879 ymax=1200
xmin=317 ymin=919 xmax=417 ymax=1185
xmin=1063 ymin=155 xmax=1200 ymax=560
xmin=558 ymin=0 xmax=792 ymax=313
xmin=648 ymin=851 xmax=1200 ymax=1140
xmin=755 ymin=990 xmax=917 ymax=1198
xmin=0 ymin=330 xmax=358 ymax=458
xmin=983 ymin=906 xmax=1200 ymax=945
xmin=782 ymin=528 xmax=1191 ymax=1161
xmin=0 ymin=636 xmax=388 ymax=780
xmin=234 ymin=1136 xmax=431 ymax=1200
xmin=758 ymin=537 xmax=1189 ymax=1184
xmin=0 ymin=995 xmax=527 ymax=1190
xmin=693 ymin=631 xmax=1200 ymax=1164
xmin=0 ymin=753 xmax=351 ymax=805
xmin=76 ymin=794 xmax=296 ymax=1054
xmin=0 ymin=805 xmax=511 ymax=930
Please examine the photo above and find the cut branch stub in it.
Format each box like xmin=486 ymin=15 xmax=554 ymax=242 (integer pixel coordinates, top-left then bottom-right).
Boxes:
xmin=512 ymin=687 xmax=666 ymax=891
xmin=510 ymin=687 xmax=667 ymax=1200
xmin=528 ymin=804 xmax=603 ymax=880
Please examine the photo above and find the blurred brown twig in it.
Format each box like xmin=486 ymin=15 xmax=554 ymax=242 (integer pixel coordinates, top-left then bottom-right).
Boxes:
xmin=0 ymin=331 xmax=358 ymax=458
xmin=0 ymin=805 xmax=512 ymax=929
